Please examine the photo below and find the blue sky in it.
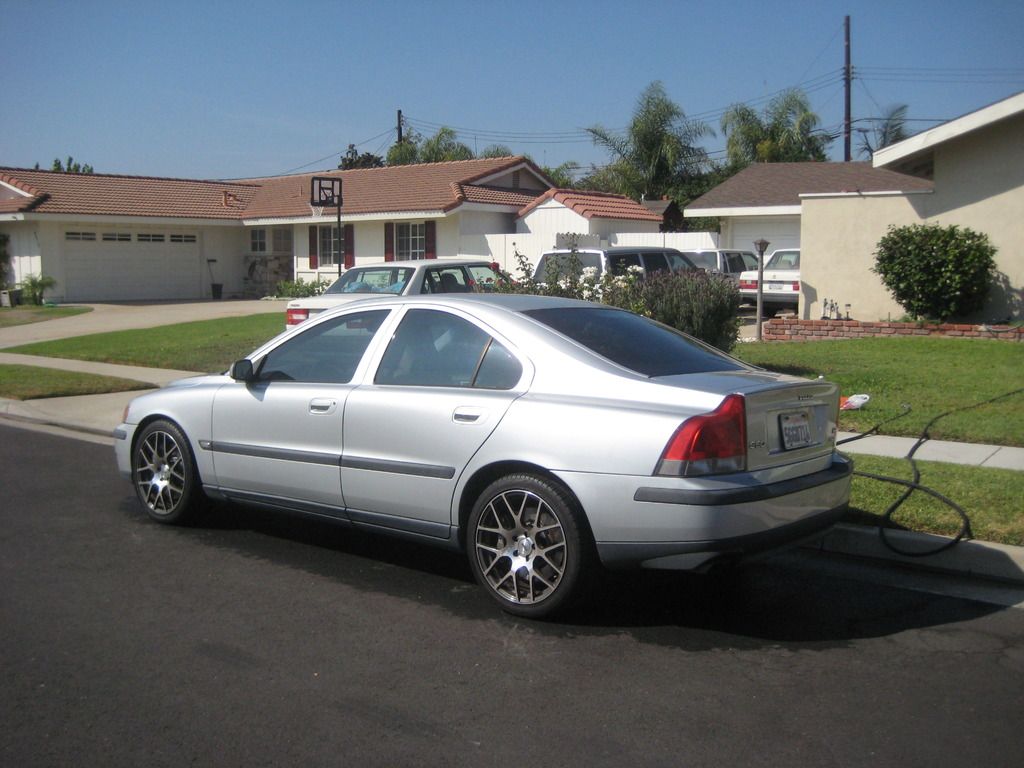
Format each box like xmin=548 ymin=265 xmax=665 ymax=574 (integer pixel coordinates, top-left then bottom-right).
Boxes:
xmin=5 ymin=0 xmax=1023 ymax=180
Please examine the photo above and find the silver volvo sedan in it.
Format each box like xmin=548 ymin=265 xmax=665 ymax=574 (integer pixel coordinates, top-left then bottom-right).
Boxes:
xmin=115 ymin=294 xmax=852 ymax=618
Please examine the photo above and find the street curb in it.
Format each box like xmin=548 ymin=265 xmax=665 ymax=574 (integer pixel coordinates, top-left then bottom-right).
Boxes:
xmin=806 ymin=523 xmax=1024 ymax=586
xmin=0 ymin=408 xmax=116 ymax=439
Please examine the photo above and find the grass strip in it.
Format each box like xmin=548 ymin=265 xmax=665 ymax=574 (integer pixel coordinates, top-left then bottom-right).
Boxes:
xmin=845 ymin=454 xmax=1024 ymax=547
xmin=0 ymin=364 xmax=152 ymax=400
xmin=8 ymin=313 xmax=285 ymax=373
xmin=734 ymin=336 xmax=1024 ymax=446
xmin=0 ymin=305 xmax=92 ymax=328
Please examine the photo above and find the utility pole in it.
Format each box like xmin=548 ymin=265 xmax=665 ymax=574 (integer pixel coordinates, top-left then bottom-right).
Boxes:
xmin=397 ymin=109 xmax=403 ymax=144
xmin=844 ymin=15 xmax=852 ymax=162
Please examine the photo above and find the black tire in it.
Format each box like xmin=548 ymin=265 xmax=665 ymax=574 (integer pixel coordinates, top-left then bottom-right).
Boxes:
xmin=131 ymin=419 xmax=205 ymax=525
xmin=467 ymin=473 xmax=591 ymax=619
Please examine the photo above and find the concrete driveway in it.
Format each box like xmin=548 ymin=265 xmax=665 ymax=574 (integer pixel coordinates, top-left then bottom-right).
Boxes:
xmin=0 ymin=299 xmax=286 ymax=349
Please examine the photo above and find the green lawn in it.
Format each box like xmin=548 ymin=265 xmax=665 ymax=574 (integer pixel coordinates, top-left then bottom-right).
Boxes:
xmin=8 ymin=313 xmax=285 ymax=373
xmin=0 ymin=364 xmax=152 ymax=400
xmin=847 ymin=454 xmax=1024 ymax=546
xmin=733 ymin=336 xmax=1024 ymax=446
xmin=0 ymin=305 xmax=92 ymax=328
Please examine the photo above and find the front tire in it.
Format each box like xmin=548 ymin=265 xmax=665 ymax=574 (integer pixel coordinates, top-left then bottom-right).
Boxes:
xmin=131 ymin=419 xmax=205 ymax=525
xmin=468 ymin=473 xmax=591 ymax=619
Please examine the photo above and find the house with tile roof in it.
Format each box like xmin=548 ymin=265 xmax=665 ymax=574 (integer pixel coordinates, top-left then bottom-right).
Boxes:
xmin=0 ymin=156 xmax=667 ymax=302
xmin=684 ymin=90 xmax=1024 ymax=322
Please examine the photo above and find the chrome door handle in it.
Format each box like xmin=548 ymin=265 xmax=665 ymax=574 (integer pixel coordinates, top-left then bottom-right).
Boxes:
xmin=309 ymin=398 xmax=338 ymax=415
xmin=453 ymin=407 xmax=484 ymax=423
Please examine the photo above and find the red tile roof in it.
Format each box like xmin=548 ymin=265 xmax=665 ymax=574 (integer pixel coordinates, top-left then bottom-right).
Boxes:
xmin=0 ymin=167 xmax=259 ymax=219
xmin=239 ymin=157 xmax=549 ymax=219
xmin=517 ymin=189 xmax=663 ymax=221
xmin=0 ymin=157 xmax=553 ymax=222
xmin=686 ymin=162 xmax=933 ymax=211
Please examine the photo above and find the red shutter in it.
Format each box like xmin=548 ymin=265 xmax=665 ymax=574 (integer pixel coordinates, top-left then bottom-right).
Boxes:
xmin=343 ymin=224 xmax=355 ymax=269
xmin=308 ymin=226 xmax=318 ymax=270
xmin=424 ymin=221 xmax=436 ymax=259
xmin=384 ymin=222 xmax=394 ymax=262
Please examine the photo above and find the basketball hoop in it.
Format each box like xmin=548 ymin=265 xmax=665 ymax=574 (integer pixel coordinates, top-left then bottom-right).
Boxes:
xmin=310 ymin=176 xmax=342 ymax=207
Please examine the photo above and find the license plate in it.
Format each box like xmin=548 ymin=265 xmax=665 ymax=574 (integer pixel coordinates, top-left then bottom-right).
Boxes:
xmin=780 ymin=411 xmax=813 ymax=450
xmin=768 ymin=282 xmax=786 ymax=291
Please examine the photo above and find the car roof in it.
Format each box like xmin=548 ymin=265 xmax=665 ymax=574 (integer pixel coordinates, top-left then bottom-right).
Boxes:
xmin=541 ymin=246 xmax=684 ymax=256
xmin=346 ymin=258 xmax=495 ymax=269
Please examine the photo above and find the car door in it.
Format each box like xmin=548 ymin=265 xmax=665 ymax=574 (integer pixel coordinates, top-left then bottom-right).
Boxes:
xmin=341 ymin=307 xmax=528 ymax=537
xmin=209 ymin=308 xmax=391 ymax=515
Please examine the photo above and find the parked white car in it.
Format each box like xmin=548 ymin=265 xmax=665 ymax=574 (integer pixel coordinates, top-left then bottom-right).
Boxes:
xmin=738 ymin=248 xmax=801 ymax=314
xmin=285 ymin=258 xmax=503 ymax=326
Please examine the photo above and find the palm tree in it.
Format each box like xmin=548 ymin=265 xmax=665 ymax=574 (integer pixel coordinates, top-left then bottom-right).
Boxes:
xmin=419 ymin=127 xmax=474 ymax=163
xmin=858 ymin=104 xmax=909 ymax=159
xmin=721 ymin=89 xmax=831 ymax=167
xmin=586 ymin=82 xmax=711 ymax=200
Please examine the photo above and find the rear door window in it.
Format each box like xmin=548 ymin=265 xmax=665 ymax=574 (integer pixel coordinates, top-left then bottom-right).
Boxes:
xmin=640 ymin=252 xmax=669 ymax=275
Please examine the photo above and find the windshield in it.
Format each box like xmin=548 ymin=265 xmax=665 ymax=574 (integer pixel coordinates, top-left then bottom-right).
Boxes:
xmin=325 ymin=267 xmax=415 ymax=295
xmin=765 ymin=250 xmax=800 ymax=270
xmin=683 ymin=252 xmax=718 ymax=271
xmin=524 ymin=306 xmax=745 ymax=377
xmin=533 ymin=252 xmax=604 ymax=281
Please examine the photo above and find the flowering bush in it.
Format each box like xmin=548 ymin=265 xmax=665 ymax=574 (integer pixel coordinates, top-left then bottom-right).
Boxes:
xmin=274 ymin=277 xmax=333 ymax=298
xmin=497 ymin=247 xmax=741 ymax=351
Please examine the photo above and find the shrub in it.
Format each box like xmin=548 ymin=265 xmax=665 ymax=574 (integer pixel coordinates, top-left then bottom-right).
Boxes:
xmin=274 ymin=277 xmax=333 ymax=298
xmin=873 ymin=223 xmax=996 ymax=321
xmin=637 ymin=271 xmax=741 ymax=352
xmin=20 ymin=274 xmax=57 ymax=305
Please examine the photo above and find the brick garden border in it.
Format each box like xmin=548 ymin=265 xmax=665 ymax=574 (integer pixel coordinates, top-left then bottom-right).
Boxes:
xmin=763 ymin=318 xmax=1023 ymax=342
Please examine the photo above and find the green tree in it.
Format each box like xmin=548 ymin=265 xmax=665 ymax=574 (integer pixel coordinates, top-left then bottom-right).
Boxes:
xmin=858 ymin=104 xmax=909 ymax=160
xmin=419 ymin=127 xmax=474 ymax=163
xmin=37 ymin=156 xmax=94 ymax=173
xmin=339 ymin=144 xmax=384 ymax=170
xmin=386 ymin=117 xmax=422 ymax=165
xmin=479 ymin=144 xmax=514 ymax=158
xmin=720 ymin=89 xmax=831 ymax=167
xmin=541 ymin=161 xmax=581 ymax=189
xmin=586 ymin=81 xmax=711 ymax=201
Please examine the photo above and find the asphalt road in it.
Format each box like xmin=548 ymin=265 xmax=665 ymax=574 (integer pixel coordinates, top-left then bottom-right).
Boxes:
xmin=3 ymin=423 xmax=1023 ymax=768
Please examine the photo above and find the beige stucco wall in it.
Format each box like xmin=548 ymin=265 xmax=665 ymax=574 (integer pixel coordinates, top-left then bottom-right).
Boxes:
xmin=801 ymin=114 xmax=1024 ymax=321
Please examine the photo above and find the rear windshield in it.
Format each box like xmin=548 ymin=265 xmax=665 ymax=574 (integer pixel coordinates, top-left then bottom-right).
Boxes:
xmin=765 ymin=250 xmax=800 ymax=270
xmin=524 ymin=307 xmax=744 ymax=377
xmin=326 ymin=267 xmax=415 ymax=295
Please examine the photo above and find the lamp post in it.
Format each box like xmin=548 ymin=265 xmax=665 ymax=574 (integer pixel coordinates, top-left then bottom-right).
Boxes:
xmin=753 ymin=238 xmax=770 ymax=342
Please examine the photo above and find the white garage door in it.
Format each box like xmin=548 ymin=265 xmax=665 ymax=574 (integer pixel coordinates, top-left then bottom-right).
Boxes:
xmin=63 ymin=231 xmax=203 ymax=301
xmin=725 ymin=216 xmax=801 ymax=253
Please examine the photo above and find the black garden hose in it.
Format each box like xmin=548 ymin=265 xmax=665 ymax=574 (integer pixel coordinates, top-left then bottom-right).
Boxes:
xmin=836 ymin=388 xmax=1023 ymax=557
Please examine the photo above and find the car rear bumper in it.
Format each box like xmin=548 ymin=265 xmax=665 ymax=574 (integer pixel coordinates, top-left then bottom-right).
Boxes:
xmin=575 ymin=455 xmax=852 ymax=570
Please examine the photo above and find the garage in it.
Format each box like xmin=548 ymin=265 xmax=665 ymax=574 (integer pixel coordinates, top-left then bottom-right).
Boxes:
xmin=723 ymin=216 xmax=801 ymax=253
xmin=62 ymin=229 xmax=204 ymax=301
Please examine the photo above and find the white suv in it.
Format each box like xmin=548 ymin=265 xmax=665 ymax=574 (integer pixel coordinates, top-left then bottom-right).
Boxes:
xmin=532 ymin=246 xmax=697 ymax=282
xmin=285 ymin=258 xmax=503 ymax=326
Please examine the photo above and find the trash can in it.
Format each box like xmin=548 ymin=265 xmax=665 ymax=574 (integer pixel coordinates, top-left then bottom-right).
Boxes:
xmin=211 ymin=283 xmax=223 ymax=300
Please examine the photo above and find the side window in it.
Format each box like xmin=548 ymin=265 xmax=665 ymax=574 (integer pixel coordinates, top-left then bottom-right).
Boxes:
xmin=607 ymin=253 xmax=641 ymax=277
xmin=375 ymin=309 xmax=521 ymax=389
xmin=423 ymin=267 xmax=472 ymax=293
xmin=641 ymin=252 xmax=669 ymax=275
xmin=467 ymin=264 xmax=501 ymax=292
xmin=258 ymin=310 xmax=389 ymax=384
xmin=726 ymin=254 xmax=744 ymax=273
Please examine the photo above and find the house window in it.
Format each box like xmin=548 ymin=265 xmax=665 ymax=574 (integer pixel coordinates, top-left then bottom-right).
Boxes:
xmin=318 ymin=225 xmax=343 ymax=267
xmin=396 ymin=223 xmax=425 ymax=259
xmin=250 ymin=229 xmax=267 ymax=252
xmin=65 ymin=231 xmax=96 ymax=241
xmin=272 ymin=228 xmax=292 ymax=253
xmin=102 ymin=232 xmax=131 ymax=242
xmin=170 ymin=234 xmax=197 ymax=244
xmin=137 ymin=233 xmax=165 ymax=243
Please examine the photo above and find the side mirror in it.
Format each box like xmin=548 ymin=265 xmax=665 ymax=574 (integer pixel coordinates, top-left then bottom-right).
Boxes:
xmin=229 ymin=359 xmax=255 ymax=382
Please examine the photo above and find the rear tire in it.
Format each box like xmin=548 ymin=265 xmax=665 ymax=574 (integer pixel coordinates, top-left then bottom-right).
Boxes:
xmin=131 ymin=419 xmax=205 ymax=525
xmin=468 ymin=473 xmax=592 ymax=619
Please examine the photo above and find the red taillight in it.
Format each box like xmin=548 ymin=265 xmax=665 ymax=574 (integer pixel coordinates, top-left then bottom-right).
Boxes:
xmin=739 ymin=279 xmax=757 ymax=290
xmin=656 ymin=394 xmax=747 ymax=477
xmin=286 ymin=308 xmax=309 ymax=326
xmin=791 ymin=281 xmax=800 ymax=291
